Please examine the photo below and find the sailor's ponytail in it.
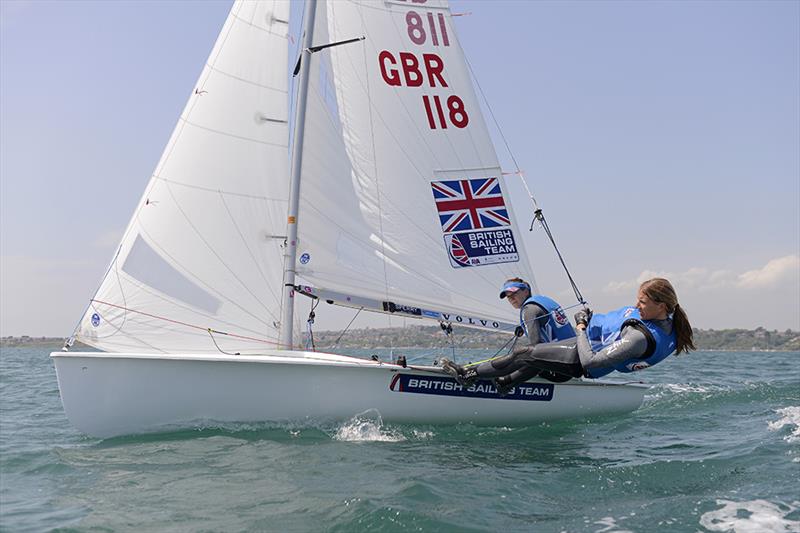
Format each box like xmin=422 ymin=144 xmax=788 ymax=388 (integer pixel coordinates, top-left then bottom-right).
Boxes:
xmin=671 ymin=303 xmax=696 ymax=354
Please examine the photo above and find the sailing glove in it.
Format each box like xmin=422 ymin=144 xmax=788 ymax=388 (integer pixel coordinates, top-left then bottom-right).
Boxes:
xmin=574 ymin=308 xmax=592 ymax=328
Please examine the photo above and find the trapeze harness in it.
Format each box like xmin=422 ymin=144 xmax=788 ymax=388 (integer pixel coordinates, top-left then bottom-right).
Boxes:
xmin=583 ymin=307 xmax=677 ymax=378
xmin=520 ymin=295 xmax=576 ymax=343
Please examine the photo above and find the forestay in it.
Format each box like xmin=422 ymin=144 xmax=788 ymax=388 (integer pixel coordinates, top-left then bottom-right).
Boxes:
xmin=74 ymin=1 xmax=297 ymax=354
xmin=295 ymin=0 xmax=537 ymax=331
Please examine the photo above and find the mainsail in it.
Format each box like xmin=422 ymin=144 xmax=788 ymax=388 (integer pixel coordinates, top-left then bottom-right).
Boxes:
xmin=75 ymin=1 xmax=295 ymax=353
xmin=295 ymin=0 xmax=537 ymax=328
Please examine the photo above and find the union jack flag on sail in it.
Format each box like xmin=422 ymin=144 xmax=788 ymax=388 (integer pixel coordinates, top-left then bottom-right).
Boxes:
xmin=431 ymin=177 xmax=511 ymax=233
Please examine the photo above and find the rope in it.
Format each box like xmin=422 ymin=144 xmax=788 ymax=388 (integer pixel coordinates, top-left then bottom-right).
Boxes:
xmin=464 ymin=50 xmax=586 ymax=307
xmin=331 ymin=307 xmax=364 ymax=349
xmin=439 ymin=321 xmax=456 ymax=363
xmin=463 ymin=329 xmax=520 ymax=368
xmin=306 ymin=299 xmax=319 ymax=351
xmin=531 ymin=209 xmax=586 ymax=306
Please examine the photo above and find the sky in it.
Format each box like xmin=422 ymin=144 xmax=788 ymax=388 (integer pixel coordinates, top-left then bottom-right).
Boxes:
xmin=1 ymin=0 xmax=798 ymax=337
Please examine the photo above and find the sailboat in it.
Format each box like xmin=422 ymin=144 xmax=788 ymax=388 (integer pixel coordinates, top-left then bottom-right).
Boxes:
xmin=52 ymin=0 xmax=647 ymax=438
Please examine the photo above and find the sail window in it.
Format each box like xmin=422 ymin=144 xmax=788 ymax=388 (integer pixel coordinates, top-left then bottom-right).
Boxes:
xmin=122 ymin=235 xmax=222 ymax=314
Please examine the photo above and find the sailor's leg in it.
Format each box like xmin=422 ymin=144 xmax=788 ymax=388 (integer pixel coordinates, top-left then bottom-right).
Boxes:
xmin=506 ymin=341 xmax=583 ymax=384
xmin=441 ymin=352 xmax=527 ymax=387
xmin=493 ymin=366 xmax=541 ymax=395
xmin=466 ymin=352 xmax=527 ymax=379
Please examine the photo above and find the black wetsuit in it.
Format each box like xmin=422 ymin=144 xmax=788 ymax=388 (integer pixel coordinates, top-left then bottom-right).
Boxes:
xmin=471 ymin=318 xmax=673 ymax=385
xmin=469 ymin=303 xmax=581 ymax=383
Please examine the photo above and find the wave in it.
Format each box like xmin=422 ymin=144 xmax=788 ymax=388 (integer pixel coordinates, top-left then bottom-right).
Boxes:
xmin=769 ymin=406 xmax=800 ymax=444
xmin=699 ymin=499 xmax=800 ymax=532
xmin=331 ymin=410 xmax=410 ymax=442
xmin=642 ymin=380 xmax=797 ymax=412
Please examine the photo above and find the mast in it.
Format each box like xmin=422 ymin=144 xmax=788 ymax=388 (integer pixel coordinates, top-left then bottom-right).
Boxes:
xmin=280 ymin=0 xmax=318 ymax=349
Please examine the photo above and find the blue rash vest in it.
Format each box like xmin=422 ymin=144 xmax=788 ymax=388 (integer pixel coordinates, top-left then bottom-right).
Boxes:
xmin=520 ymin=295 xmax=576 ymax=343
xmin=584 ymin=306 xmax=677 ymax=378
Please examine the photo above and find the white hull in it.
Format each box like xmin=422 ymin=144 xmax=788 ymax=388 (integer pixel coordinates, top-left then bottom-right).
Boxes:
xmin=52 ymin=351 xmax=647 ymax=438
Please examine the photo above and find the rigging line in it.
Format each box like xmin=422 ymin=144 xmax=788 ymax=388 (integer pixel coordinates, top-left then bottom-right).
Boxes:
xmin=331 ymin=307 xmax=364 ymax=349
xmin=302 ymin=14 xmax=529 ymax=306
xmin=533 ymin=209 xmax=586 ymax=305
xmin=207 ymin=329 xmax=241 ymax=355
xmin=457 ymin=330 xmax=519 ymax=368
xmin=91 ymin=299 xmax=285 ymax=347
xmin=463 ymin=48 xmax=583 ymax=301
xmin=108 ymin=272 xmax=278 ymax=340
xmin=434 ymin=13 xmax=501 ymax=176
xmin=306 ymin=298 xmax=319 ymax=351
xmin=461 ymin=53 xmax=531 ymax=203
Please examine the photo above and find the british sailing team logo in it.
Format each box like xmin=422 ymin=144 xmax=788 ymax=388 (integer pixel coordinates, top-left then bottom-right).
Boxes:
xmin=431 ymin=177 xmax=519 ymax=268
xmin=553 ymin=307 xmax=569 ymax=326
xmin=444 ymin=234 xmax=470 ymax=266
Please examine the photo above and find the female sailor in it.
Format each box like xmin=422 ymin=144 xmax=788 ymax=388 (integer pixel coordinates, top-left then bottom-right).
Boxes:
xmin=441 ymin=278 xmax=576 ymax=385
xmin=572 ymin=277 xmax=695 ymax=378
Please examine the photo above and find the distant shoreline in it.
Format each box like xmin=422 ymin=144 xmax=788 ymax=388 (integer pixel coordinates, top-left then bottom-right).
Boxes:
xmin=3 ymin=325 xmax=798 ymax=352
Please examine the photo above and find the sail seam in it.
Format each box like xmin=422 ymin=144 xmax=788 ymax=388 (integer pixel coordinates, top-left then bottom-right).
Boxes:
xmin=153 ymin=176 xmax=286 ymax=202
xmin=179 ymin=117 xmax=288 ymax=148
xmin=204 ymin=62 xmax=289 ymax=95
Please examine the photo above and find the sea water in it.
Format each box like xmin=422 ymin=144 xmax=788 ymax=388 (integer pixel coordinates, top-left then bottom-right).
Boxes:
xmin=1 ymin=345 xmax=798 ymax=532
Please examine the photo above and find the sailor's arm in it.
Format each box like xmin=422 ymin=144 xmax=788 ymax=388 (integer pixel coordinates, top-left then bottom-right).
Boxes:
xmin=576 ymin=325 xmax=649 ymax=369
xmin=520 ymin=303 xmax=547 ymax=348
